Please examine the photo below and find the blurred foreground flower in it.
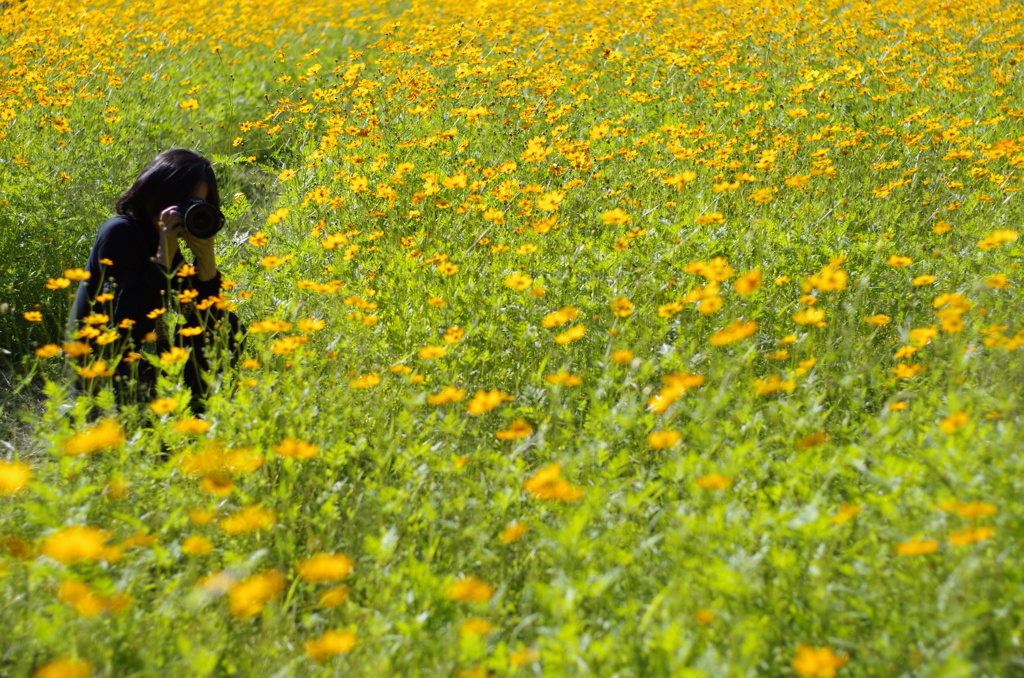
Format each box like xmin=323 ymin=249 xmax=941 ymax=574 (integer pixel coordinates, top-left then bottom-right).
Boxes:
xmin=228 ymin=569 xmax=285 ymax=618
xmin=523 ymin=463 xmax=583 ymax=502
xmin=792 ymin=644 xmax=848 ymax=677
xmin=305 ymin=630 xmax=357 ymax=662
xmin=63 ymin=419 xmax=124 ymax=456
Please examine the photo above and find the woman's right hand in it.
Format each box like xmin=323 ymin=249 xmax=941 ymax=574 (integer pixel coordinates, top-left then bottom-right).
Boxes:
xmin=154 ymin=205 xmax=185 ymax=269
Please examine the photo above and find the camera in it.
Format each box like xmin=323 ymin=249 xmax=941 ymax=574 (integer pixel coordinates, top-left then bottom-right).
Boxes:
xmin=178 ymin=198 xmax=224 ymax=239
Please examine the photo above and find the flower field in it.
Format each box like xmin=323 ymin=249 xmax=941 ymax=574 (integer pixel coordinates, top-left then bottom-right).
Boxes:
xmin=2 ymin=0 xmax=1024 ymax=675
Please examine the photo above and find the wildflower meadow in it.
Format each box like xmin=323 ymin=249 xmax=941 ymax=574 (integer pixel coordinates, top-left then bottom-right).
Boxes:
xmin=2 ymin=0 xmax=1024 ymax=675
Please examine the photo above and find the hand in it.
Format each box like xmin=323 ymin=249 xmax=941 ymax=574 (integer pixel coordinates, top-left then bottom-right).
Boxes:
xmin=183 ymin=229 xmax=218 ymax=282
xmin=154 ymin=205 xmax=185 ymax=269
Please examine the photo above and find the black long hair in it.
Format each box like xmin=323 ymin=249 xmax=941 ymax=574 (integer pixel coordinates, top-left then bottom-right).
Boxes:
xmin=115 ymin=149 xmax=220 ymax=223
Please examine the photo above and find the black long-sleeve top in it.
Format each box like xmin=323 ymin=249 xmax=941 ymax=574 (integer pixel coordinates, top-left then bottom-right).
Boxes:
xmin=69 ymin=215 xmax=222 ymax=347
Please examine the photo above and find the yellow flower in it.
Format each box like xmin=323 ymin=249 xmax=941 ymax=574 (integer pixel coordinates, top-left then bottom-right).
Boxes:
xmin=428 ymin=386 xmax=467 ymax=405
xmin=752 ymin=374 xmax=796 ymax=396
xmin=647 ymin=430 xmax=681 ymax=450
xmin=318 ymin=586 xmax=350 ymax=607
xmin=792 ymin=644 xmax=848 ymax=678
xmin=949 ymin=526 xmax=995 ymax=547
xmin=228 ymin=569 xmax=285 ymax=618
xmin=523 ymin=463 xmax=584 ymax=502
xmin=544 ymin=371 xmax=582 ymax=387
xmin=179 ymin=98 xmax=199 ymax=110
xmin=40 ymin=526 xmax=109 ymax=565
xmin=63 ymin=268 xmax=91 ymax=281
xmin=446 ymin=576 xmax=494 ymax=603
xmin=831 ymin=503 xmax=862 ymax=526
xmin=895 ymin=538 xmax=939 ymax=556
xmin=601 ymin=208 xmax=631 ymax=225
xmin=297 ymin=553 xmax=355 ymax=582
xmin=696 ymin=473 xmax=732 ymax=490
xmin=172 ymin=418 xmax=211 ymax=434
xmin=305 ymin=630 xmax=358 ymax=662
xmin=792 ymin=308 xmax=826 ymax=326
xmin=610 ymin=297 xmax=634 ymax=317
xmin=709 ymin=319 xmax=757 ymax=346
xmin=466 ymin=389 xmax=512 ymax=415
xmin=554 ymin=325 xmax=586 ymax=344
xmin=181 ymin=536 xmax=214 ymax=556
xmin=939 ymin=411 xmax=968 ymax=435
xmin=0 ymin=460 xmax=31 ymax=495
xmin=350 ymin=373 xmax=381 ymax=388
xmin=611 ymin=349 xmax=634 ymax=364
xmin=419 ymin=345 xmax=447 ymax=359
xmin=149 ymin=397 xmax=178 ymax=415
xmin=542 ymin=306 xmax=579 ymax=328
xmin=694 ymin=608 xmax=715 ymax=625
xmin=273 ymin=437 xmax=319 ymax=459
xmin=504 ymin=273 xmax=533 ymax=291
xmin=23 ymin=311 xmax=43 ymax=322
xmin=500 ymin=521 xmax=528 ymax=544
xmin=734 ymin=270 xmax=762 ymax=295
xmin=887 ymin=255 xmax=913 ymax=267
xmin=864 ymin=314 xmax=890 ymax=326
xmin=35 ymin=344 xmax=62 ymax=358
xmin=509 ymin=647 xmax=541 ymax=667
xmin=460 ymin=617 xmax=495 ymax=636
xmin=63 ymin=419 xmax=124 ymax=456
xmin=34 ymin=657 xmax=93 ymax=678
xmin=160 ymin=346 xmax=189 ymax=365
xmin=911 ymin=274 xmax=936 ymax=286
xmin=978 ymin=229 xmax=1018 ymax=249
xmin=219 ymin=505 xmax=276 ymax=535
xmin=891 ymin=363 xmax=926 ymax=379
xmin=495 ymin=418 xmax=533 ymax=440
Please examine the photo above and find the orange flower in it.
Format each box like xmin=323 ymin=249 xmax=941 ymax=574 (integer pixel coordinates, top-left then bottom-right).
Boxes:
xmin=297 ymin=553 xmax=355 ymax=582
xmin=446 ymin=576 xmax=494 ymax=603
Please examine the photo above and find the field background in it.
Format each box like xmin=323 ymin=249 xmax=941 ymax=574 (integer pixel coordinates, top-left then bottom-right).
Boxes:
xmin=2 ymin=0 xmax=1024 ymax=676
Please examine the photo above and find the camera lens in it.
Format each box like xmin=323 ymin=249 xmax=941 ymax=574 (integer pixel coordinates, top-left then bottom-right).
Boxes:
xmin=182 ymin=200 xmax=224 ymax=239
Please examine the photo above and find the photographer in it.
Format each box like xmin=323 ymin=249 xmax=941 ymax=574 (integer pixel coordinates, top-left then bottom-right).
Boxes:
xmin=68 ymin=148 xmax=239 ymax=411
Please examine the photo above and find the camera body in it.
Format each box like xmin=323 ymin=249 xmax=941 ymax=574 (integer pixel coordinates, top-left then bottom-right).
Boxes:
xmin=178 ymin=198 xmax=224 ymax=239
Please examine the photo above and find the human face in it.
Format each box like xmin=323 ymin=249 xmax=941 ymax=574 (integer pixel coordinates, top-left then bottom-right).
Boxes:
xmin=152 ymin=183 xmax=209 ymax=230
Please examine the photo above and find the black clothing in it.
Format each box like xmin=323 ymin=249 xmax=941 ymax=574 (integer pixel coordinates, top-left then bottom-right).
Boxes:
xmin=70 ymin=215 xmax=222 ymax=343
xmin=68 ymin=214 xmax=238 ymax=409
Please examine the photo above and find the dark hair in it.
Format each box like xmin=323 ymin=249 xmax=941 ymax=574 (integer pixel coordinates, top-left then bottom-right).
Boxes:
xmin=116 ymin=149 xmax=220 ymax=222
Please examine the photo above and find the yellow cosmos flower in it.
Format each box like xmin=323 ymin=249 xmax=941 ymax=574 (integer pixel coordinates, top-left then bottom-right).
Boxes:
xmin=297 ymin=553 xmax=355 ymax=582
xmin=428 ymin=386 xmax=466 ymax=405
xmin=792 ymin=644 xmax=848 ymax=678
xmin=647 ymin=430 xmax=681 ymax=449
xmin=419 ymin=345 xmax=447 ymax=359
xmin=939 ymin=411 xmax=968 ymax=435
xmin=273 ymin=437 xmax=319 ymax=459
xmin=0 ymin=460 xmax=31 ymax=495
xmin=219 ymin=505 xmax=276 ymax=535
xmin=466 ymin=389 xmax=512 ymax=415
xmin=500 ymin=521 xmax=528 ymax=544
xmin=554 ymin=325 xmax=586 ymax=344
xmin=63 ymin=419 xmax=124 ymax=456
xmin=228 ymin=569 xmax=285 ymax=618
xmin=181 ymin=536 xmax=215 ymax=556
xmin=446 ymin=576 xmax=494 ymax=603
xmin=522 ymin=463 xmax=583 ymax=502
xmin=895 ymin=538 xmax=939 ymax=556
xmin=305 ymin=630 xmax=358 ymax=662
xmin=34 ymin=657 xmax=93 ymax=678
xmin=318 ymin=586 xmax=350 ymax=607
xmin=40 ymin=526 xmax=110 ymax=565
xmin=495 ymin=418 xmax=533 ymax=440
xmin=460 ymin=617 xmax=495 ymax=636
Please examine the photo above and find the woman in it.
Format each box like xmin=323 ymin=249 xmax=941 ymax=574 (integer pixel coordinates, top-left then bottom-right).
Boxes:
xmin=69 ymin=149 xmax=238 ymax=411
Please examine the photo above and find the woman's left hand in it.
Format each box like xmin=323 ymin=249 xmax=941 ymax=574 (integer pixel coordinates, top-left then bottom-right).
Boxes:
xmin=183 ymin=230 xmax=218 ymax=282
